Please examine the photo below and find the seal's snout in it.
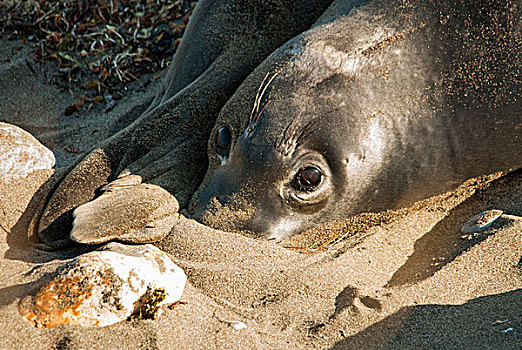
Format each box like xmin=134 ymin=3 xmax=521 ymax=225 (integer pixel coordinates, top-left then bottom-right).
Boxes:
xmin=189 ymin=192 xmax=227 ymax=221
xmin=188 ymin=164 xmax=241 ymax=219
xmin=190 ymin=189 xmax=259 ymax=235
xmin=188 ymin=160 xmax=282 ymax=237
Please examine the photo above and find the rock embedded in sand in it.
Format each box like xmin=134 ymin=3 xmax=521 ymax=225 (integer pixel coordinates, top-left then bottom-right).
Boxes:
xmin=19 ymin=243 xmax=187 ymax=328
xmin=0 ymin=122 xmax=55 ymax=180
xmin=461 ymin=209 xmax=504 ymax=234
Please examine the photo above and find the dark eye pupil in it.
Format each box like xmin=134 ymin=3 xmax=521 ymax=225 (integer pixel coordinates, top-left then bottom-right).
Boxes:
xmin=297 ymin=167 xmax=322 ymax=191
xmin=215 ymin=126 xmax=232 ymax=155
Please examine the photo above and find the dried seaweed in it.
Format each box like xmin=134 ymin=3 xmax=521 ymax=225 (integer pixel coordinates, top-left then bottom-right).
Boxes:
xmin=0 ymin=0 xmax=197 ymax=113
xmin=129 ymin=287 xmax=167 ymax=320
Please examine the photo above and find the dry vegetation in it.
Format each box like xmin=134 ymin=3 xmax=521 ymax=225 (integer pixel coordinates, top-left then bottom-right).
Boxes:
xmin=0 ymin=0 xmax=197 ymax=114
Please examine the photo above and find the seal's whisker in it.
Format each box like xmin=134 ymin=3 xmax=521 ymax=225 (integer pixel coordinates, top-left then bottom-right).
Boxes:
xmin=254 ymin=100 xmax=271 ymax=129
xmin=245 ymin=68 xmax=282 ymax=136
xmin=252 ymin=71 xmax=279 ymax=124
xmin=249 ymin=71 xmax=272 ymax=126
xmin=276 ymin=112 xmax=303 ymax=156
xmin=256 ymin=71 xmax=279 ymax=112
xmin=276 ymin=114 xmax=325 ymax=157
xmin=295 ymin=118 xmax=321 ymax=147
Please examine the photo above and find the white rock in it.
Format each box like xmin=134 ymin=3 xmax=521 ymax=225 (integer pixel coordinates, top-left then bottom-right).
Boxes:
xmin=19 ymin=243 xmax=186 ymax=328
xmin=461 ymin=209 xmax=504 ymax=234
xmin=0 ymin=122 xmax=55 ymax=180
xmin=230 ymin=321 xmax=248 ymax=331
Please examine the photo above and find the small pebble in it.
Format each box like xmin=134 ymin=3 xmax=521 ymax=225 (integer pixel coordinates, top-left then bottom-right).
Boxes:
xmin=229 ymin=321 xmax=248 ymax=331
xmin=461 ymin=209 xmax=503 ymax=234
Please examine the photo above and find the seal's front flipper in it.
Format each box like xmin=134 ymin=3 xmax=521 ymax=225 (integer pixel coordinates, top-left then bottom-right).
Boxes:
xmin=31 ymin=144 xmax=126 ymax=250
xmin=71 ymin=181 xmax=179 ymax=245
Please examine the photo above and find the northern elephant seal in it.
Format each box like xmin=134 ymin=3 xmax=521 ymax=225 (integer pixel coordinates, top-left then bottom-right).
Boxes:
xmin=27 ymin=0 xmax=521 ymax=246
xmin=189 ymin=0 xmax=522 ymax=239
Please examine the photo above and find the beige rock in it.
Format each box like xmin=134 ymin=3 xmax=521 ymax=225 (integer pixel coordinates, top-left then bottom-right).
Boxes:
xmin=19 ymin=243 xmax=187 ymax=328
xmin=0 ymin=122 xmax=55 ymax=180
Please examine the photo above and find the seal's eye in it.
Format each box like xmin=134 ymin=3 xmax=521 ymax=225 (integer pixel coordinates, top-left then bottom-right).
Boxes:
xmin=295 ymin=167 xmax=322 ymax=191
xmin=215 ymin=125 xmax=232 ymax=156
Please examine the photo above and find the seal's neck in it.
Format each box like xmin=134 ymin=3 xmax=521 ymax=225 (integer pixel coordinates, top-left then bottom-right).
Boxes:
xmin=448 ymin=105 xmax=522 ymax=179
xmin=387 ymin=106 xmax=521 ymax=209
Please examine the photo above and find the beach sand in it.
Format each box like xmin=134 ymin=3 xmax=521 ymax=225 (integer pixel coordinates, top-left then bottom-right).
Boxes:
xmin=0 ymin=36 xmax=521 ymax=349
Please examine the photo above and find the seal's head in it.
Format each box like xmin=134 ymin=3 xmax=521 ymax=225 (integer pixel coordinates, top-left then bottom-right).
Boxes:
xmin=190 ymin=65 xmax=345 ymax=239
xmin=189 ymin=24 xmax=405 ymax=239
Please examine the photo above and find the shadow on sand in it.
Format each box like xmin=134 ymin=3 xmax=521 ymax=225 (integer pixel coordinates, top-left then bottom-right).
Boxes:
xmin=332 ymin=289 xmax=522 ymax=350
xmin=387 ymin=169 xmax=522 ymax=287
